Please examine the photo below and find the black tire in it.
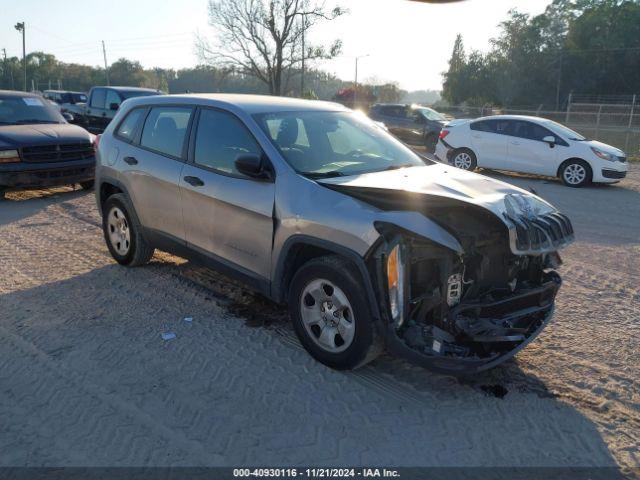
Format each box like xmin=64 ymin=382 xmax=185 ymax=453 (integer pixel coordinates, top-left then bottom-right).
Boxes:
xmin=559 ymin=159 xmax=592 ymax=188
xmin=0 ymin=187 xmax=6 ymax=201
xmin=79 ymin=180 xmax=95 ymax=190
xmin=424 ymin=133 xmax=438 ymax=153
xmin=288 ymin=255 xmax=381 ymax=370
xmin=102 ymin=193 xmax=154 ymax=267
xmin=450 ymin=148 xmax=477 ymax=171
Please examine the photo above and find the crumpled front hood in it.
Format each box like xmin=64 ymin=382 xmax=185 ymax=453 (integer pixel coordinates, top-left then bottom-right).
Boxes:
xmin=0 ymin=123 xmax=91 ymax=148
xmin=318 ymin=164 xmax=555 ymax=219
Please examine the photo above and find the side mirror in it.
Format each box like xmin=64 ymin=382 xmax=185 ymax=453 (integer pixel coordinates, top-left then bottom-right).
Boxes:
xmin=542 ymin=135 xmax=556 ymax=147
xmin=109 ymin=103 xmax=120 ymax=111
xmin=235 ymin=153 xmax=272 ymax=180
xmin=62 ymin=112 xmax=74 ymax=122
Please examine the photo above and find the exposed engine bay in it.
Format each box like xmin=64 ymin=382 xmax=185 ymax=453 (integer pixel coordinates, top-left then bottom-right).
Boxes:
xmin=324 ymin=182 xmax=574 ymax=374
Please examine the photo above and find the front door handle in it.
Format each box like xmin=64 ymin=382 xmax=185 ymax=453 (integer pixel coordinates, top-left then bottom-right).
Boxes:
xmin=123 ymin=156 xmax=138 ymax=165
xmin=511 ymin=141 xmax=521 ymax=145
xmin=184 ymin=176 xmax=204 ymax=187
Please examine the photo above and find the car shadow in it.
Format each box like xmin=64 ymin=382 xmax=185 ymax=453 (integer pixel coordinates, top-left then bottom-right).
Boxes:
xmin=0 ymin=262 xmax=624 ymax=471
xmin=0 ymin=186 xmax=89 ymax=227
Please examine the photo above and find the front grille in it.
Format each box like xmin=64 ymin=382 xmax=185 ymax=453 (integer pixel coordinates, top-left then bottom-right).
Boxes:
xmin=505 ymin=212 xmax=574 ymax=253
xmin=602 ymin=169 xmax=627 ymax=179
xmin=21 ymin=143 xmax=94 ymax=163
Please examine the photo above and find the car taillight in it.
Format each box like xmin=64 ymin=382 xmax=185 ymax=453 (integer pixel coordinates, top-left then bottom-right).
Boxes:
xmin=439 ymin=130 xmax=450 ymax=140
xmin=93 ymin=134 xmax=101 ymax=152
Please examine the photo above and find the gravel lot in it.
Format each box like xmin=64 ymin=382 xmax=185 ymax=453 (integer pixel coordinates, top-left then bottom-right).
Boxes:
xmin=0 ymin=164 xmax=638 ymax=471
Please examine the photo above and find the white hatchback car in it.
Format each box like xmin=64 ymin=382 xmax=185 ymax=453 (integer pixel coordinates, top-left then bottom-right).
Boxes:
xmin=435 ymin=115 xmax=628 ymax=187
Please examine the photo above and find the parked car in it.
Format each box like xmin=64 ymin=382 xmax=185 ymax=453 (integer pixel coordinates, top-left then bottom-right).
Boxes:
xmin=435 ymin=115 xmax=629 ymax=187
xmin=42 ymin=90 xmax=88 ymax=111
xmin=0 ymin=90 xmax=95 ymax=199
xmin=96 ymin=94 xmax=574 ymax=374
xmin=72 ymin=86 xmax=161 ymax=134
xmin=369 ymin=103 xmax=447 ymax=152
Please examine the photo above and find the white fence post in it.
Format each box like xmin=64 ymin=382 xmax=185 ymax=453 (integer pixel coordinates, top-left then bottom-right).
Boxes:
xmin=595 ymin=104 xmax=602 ymax=140
xmin=565 ymin=92 xmax=573 ymax=123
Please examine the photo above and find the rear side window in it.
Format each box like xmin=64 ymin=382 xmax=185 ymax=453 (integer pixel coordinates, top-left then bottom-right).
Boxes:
xmin=90 ymin=89 xmax=106 ymax=109
xmin=140 ymin=106 xmax=192 ymax=158
xmin=115 ymin=108 xmax=145 ymax=142
xmin=105 ymin=90 xmax=121 ymax=110
xmin=470 ymin=120 xmax=494 ymax=133
xmin=194 ymin=108 xmax=261 ymax=177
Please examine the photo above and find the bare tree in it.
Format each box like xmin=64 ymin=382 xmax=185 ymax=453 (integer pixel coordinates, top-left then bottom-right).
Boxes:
xmin=197 ymin=0 xmax=344 ymax=96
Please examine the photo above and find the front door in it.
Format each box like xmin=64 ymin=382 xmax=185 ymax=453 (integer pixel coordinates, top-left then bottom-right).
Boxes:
xmin=180 ymin=107 xmax=275 ymax=281
xmin=86 ymin=88 xmax=107 ymax=133
xmin=505 ymin=120 xmax=558 ymax=176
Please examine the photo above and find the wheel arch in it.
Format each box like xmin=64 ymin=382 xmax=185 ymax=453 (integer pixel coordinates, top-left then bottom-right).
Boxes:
xmin=97 ymin=177 xmax=147 ymax=242
xmin=272 ymin=235 xmax=381 ymax=321
xmin=557 ymin=157 xmax=593 ymax=178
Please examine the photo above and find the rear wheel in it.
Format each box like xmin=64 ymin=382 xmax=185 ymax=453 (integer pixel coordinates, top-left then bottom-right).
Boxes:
xmin=451 ymin=148 xmax=477 ymax=171
xmin=102 ymin=194 xmax=154 ymax=266
xmin=0 ymin=187 xmax=6 ymax=200
xmin=288 ymin=255 xmax=380 ymax=370
xmin=560 ymin=159 xmax=591 ymax=187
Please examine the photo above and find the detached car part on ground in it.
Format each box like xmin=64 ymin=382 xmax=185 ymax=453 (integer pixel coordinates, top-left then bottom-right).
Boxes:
xmin=96 ymin=94 xmax=574 ymax=375
xmin=0 ymin=90 xmax=95 ymax=199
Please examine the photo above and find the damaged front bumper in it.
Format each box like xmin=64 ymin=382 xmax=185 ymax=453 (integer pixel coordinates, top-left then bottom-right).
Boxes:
xmin=371 ymin=226 xmax=566 ymax=375
xmin=383 ymin=275 xmax=560 ymax=375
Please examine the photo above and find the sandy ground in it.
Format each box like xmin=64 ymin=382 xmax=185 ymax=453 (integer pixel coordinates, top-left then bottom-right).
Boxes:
xmin=0 ymin=164 xmax=638 ymax=471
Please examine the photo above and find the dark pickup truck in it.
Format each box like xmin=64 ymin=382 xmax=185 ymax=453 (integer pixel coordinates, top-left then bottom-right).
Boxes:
xmin=0 ymin=90 xmax=95 ymax=199
xmin=71 ymin=86 xmax=160 ymax=134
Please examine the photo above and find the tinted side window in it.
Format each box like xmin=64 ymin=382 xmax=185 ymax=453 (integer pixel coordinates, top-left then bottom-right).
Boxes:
xmin=115 ymin=108 xmax=145 ymax=142
xmin=90 ymin=89 xmax=106 ymax=109
xmin=140 ymin=106 xmax=192 ymax=158
xmin=526 ymin=122 xmax=555 ymax=141
xmin=105 ymin=90 xmax=121 ymax=110
xmin=194 ymin=109 xmax=261 ymax=177
xmin=470 ymin=120 xmax=494 ymax=133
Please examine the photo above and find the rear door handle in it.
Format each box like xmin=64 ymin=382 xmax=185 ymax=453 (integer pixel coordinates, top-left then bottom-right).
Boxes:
xmin=123 ymin=156 xmax=138 ymax=165
xmin=184 ymin=176 xmax=204 ymax=187
xmin=510 ymin=141 xmax=520 ymax=145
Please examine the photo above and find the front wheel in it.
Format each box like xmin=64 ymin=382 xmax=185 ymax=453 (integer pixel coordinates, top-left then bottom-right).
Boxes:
xmin=451 ymin=149 xmax=477 ymax=171
xmin=288 ymin=256 xmax=380 ymax=370
xmin=560 ymin=160 xmax=591 ymax=187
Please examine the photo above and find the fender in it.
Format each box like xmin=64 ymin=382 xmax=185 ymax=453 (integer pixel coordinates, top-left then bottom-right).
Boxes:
xmin=272 ymin=235 xmax=381 ymax=322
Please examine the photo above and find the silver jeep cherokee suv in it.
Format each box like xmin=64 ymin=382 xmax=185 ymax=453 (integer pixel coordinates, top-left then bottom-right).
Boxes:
xmin=96 ymin=94 xmax=574 ymax=375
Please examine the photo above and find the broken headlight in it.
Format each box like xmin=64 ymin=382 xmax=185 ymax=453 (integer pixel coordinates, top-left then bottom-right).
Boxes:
xmin=387 ymin=243 xmax=406 ymax=328
xmin=504 ymin=193 xmax=553 ymax=219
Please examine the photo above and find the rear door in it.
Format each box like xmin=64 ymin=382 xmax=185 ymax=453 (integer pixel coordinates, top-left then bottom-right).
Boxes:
xmin=120 ymin=105 xmax=193 ymax=241
xmin=469 ymin=118 xmax=509 ymax=168
xmin=505 ymin=120 xmax=558 ymax=175
xmin=180 ymin=107 xmax=275 ymax=281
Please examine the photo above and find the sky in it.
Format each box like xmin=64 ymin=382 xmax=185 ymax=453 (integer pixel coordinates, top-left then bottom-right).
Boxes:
xmin=0 ymin=0 xmax=550 ymax=92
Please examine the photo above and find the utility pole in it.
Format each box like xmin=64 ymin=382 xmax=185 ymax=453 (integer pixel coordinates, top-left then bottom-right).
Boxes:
xmin=2 ymin=48 xmax=15 ymax=89
xmin=102 ymin=40 xmax=110 ymax=86
xmin=14 ymin=22 xmax=26 ymax=91
xmin=555 ymin=52 xmax=563 ymax=111
xmin=300 ymin=14 xmax=305 ymax=98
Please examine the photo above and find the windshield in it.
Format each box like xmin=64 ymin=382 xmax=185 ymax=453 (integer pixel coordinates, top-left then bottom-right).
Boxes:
xmin=72 ymin=93 xmax=87 ymax=103
xmin=0 ymin=96 xmax=64 ymax=125
xmin=254 ymin=110 xmax=428 ymax=178
xmin=544 ymin=120 xmax=586 ymax=141
xmin=415 ymin=107 xmax=446 ymax=121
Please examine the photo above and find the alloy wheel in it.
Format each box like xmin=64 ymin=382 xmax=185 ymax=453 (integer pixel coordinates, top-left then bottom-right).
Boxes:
xmin=563 ymin=163 xmax=587 ymax=185
xmin=453 ymin=152 xmax=472 ymax=170
xmin=300 ymin=279 xmax=355 ymax=353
